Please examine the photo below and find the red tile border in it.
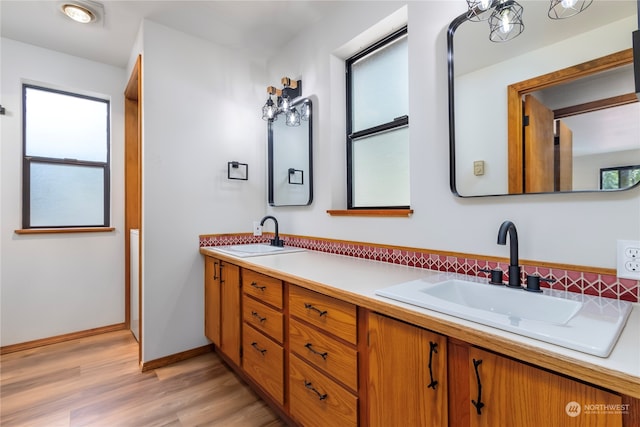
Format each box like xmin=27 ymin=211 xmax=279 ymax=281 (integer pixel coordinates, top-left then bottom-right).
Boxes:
xmin=199 ymin=234 xmax=639 ymax=303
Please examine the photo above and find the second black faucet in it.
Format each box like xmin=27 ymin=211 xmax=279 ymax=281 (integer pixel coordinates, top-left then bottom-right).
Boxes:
xmin=497 ymin=220 xmax=521 ymax=289
xmin=260 ymin=215 xmax=284 ymax=247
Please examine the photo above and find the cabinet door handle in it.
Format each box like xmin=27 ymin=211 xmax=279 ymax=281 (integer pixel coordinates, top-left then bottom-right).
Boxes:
xmin=427 ymin=341 xmax=438 ymax=390
xmin=304 ymin=342 xmax=328 ymax=360
xmin=219 ymin=263 xmax=224 ymax=284
xmin=304 ymin=380 xmax=328 ymax=401
xmin=251 ymin=310 xmax=267 ymax=323
xmin=250 ymin=282 xmax=267 ymax=291
xmin=471 ymin=358 xmax=485 ymax=415
xmin=251 ymin=342 xmax=267 ymax=356
xmin=304 ymin=303 xmax=327 ymax=317
xmin=213 ymin=261 xmax=219 ymax=280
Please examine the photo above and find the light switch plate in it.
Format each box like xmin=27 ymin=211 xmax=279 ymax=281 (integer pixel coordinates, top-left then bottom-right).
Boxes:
xmin=617 ymin=240 xmax=640 ymax=280
xmin=473 ymin=160 xmax=485 ymax=176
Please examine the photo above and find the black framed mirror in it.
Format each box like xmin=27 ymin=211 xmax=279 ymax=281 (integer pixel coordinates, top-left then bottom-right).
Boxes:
xmin=268 ymin=98 xmax=313 ymax=206
xmin=448 ymin=0 xmax=640 ymax=197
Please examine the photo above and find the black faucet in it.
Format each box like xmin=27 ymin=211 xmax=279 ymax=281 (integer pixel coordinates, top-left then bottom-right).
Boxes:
xmin=260 ymin=215 xmax=284 ymax=247
xmin=497 ymin=220 xmax=521 ymax=289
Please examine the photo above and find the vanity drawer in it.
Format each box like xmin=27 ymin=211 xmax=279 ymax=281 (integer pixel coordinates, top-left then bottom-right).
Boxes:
xmin=289 ymin=354 xmax=358 ymax=427
xmin=242 ymin=323 xmax=284 ymax=405
xmin=242 ymin=269 xmax=283 ymax=309
xmin=289 ymin=318 xmax=358 ymax=392
xmin=242 ymin=294 xmax=284 ymax=343
xmin=289 ymin=285 xmax=357 ymax=345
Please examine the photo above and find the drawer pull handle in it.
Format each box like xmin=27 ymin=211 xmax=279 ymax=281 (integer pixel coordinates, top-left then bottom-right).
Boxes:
xmin=304 ymin=343 xmax=328 ymax=360
xmin=304 ymin=380 xmax=328 ymax=401
xmin=251 ymin=342 xmax=267 ymax=356
xmin=427 ymin=341 xmax=438 ymax=390
xmin=251 ymin=311 xmax=267 ymax=323
xmin=304 ymin=303 xmax=327 ymax=317
xmin=471 ymin=358 xmax=485 ymax=415
xmin=251 ymin=282 xmax=266 ymax=291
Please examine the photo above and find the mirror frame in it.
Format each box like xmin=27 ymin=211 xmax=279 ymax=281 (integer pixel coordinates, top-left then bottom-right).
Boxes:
xmin=267 ymin=97 xmax=313 ymax=206
xmin=447 ymin=8 xmax=640 ymax=198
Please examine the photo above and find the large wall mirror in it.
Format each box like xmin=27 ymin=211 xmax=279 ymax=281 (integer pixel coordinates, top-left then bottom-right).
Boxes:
xmin=448 ymin=0 xmax=639 ymax=197
xmin=268 ymin=98 xmax=313 ymax=206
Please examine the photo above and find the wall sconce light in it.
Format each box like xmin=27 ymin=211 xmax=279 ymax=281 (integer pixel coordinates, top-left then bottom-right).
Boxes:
xmin=488 ymin=0 xmax=524 ymax=42
xmin=467 ymin=0 xmax=592 ymax=42
xmin=548 ymin=0 xmax=593 ymax=19
xmin=227 ymin=161 xmax=248 ymax=180
xmin=261 ymin=77 xmax=303 ymax=126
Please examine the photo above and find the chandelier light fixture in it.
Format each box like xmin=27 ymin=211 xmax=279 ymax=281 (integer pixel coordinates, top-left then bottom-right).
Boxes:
xmin=466 ymin=0 xmax=593 ymax=42
xmin=261 ymin=77 xmax=306 ymax=127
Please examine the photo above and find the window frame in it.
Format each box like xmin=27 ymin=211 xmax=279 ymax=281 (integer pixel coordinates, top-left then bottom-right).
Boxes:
xmin=599 ymin=164 xmax=640 ymax=190
xmin=21 ymin=84 xmax=111 ymax=229
xmin=345 ymin=26 xmax=409 ymax=210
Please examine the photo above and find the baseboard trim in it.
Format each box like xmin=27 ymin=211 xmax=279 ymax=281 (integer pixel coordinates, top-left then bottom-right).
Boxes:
xmin=141 ymin=344 xmax=213 ymax=372
xmin=0 ymin=323 xmax=127 ymax=355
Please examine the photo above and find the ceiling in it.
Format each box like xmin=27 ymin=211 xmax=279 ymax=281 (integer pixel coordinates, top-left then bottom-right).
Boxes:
xmin=0 ymin=1 xmax=339 ymax=68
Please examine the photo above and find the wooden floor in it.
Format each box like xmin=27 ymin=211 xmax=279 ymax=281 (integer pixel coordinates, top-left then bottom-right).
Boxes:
xmin=0 ymin=330 xmax=286 ymax=427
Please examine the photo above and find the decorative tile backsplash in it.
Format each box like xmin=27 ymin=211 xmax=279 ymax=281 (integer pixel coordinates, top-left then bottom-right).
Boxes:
xmin=199 ymin=233 xmax=639 ymax=303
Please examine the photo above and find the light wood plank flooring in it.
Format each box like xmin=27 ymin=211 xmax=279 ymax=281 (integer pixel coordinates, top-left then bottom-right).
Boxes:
xmin=0 ymin=330 xmax=286 ymax=426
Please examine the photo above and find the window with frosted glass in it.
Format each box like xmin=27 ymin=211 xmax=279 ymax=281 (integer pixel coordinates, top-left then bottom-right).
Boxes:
xmin=346 ymin=27 xmax=409 ymax=209
xmin=22 ymin=85 xmax=110 ymax=228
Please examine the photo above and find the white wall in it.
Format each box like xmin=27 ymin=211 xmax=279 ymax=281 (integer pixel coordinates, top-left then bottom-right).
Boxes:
xmin=0 ymin=38 xmax=126 ymax=346
xmin=137 ymin=21 xmax=267 ymax=362
xmin=264 ymin=1 xmax=640 ymax=269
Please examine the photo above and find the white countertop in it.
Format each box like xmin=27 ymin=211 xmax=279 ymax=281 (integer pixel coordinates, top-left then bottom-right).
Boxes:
xmin=201 ymin=247 xmax=640 ymax=398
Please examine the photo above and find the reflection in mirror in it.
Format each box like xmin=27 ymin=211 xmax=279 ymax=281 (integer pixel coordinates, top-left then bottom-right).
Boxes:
xmin=448 ymin=0 xmax=640 ymax=197
xmin=268 ymin=98 xmax=313 ymax=206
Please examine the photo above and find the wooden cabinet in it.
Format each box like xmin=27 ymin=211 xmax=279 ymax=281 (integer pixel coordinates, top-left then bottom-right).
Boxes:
xmin=452 ymin=345 xmax=623 ymax=427
xmin=242 ymin=321 xmax=284 ymax=405
xmin=367 ymin=312 xmax=448 ymax=427
xmin=220 ymin=261 xmax=241 ymax=366
xmin=288 ymin=285 xmax=359 ymax=427
xmin=202 ymin=255 xmax=632 ymax=427
xmin=204 ymin=256 xmax=221 ymax=346
xmin=203 ymin=256 xmax=241 ymax=366
xmin=241 ymin=272 xmax=285 ymax=406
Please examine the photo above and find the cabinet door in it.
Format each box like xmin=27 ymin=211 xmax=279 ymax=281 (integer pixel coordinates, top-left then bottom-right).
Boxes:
xmin=468 ymin=347 xmax=623 ymax=427
xmin=367 ymin=312 xmax=448 ymax=427
xmin=220 ymin=262 xmax=241 ymax=366
xmin=204 ymin=256 xmax=220 ymax=346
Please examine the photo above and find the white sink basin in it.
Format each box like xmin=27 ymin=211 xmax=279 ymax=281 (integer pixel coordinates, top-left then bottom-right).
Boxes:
xmin=376 ymin=275 xmax=632 ymax=357
xmin=208 ymin=243 xmax=305 ymax=258
xmin=421 ymin=279 xmax=582 ymax=325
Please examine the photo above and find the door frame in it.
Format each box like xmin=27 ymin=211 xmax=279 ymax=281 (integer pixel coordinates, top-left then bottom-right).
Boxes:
xmin=507 ymin=48 xmax=634 ymax=194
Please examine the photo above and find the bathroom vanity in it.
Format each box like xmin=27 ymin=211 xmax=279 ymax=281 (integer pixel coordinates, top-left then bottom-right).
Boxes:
xmin=200 ymin=247 xmax=639 ymax=427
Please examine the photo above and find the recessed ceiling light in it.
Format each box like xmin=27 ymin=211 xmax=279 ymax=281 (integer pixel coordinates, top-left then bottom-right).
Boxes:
xmin=60 ymin=2 xmax=97 ymax=24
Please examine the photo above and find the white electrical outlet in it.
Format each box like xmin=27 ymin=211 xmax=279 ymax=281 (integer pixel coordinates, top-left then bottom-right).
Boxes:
xmin=253 ymin=221 xmax=262 ymax=236
xmin=617 ymin=240 xmax=640 ymax=280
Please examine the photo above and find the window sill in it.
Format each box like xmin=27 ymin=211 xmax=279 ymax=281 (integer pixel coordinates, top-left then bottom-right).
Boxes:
xmin=15 ymin=227 xmax=115 ymax=235
xmin=326 ymin=209 xmax=413 ymax=217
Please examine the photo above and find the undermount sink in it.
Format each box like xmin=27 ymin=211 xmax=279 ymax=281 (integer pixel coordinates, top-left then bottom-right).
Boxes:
xmin=208 ymin=243 xmax=305 ymax=258
xmin=376 ymin=275 xmax=632 ymax=357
